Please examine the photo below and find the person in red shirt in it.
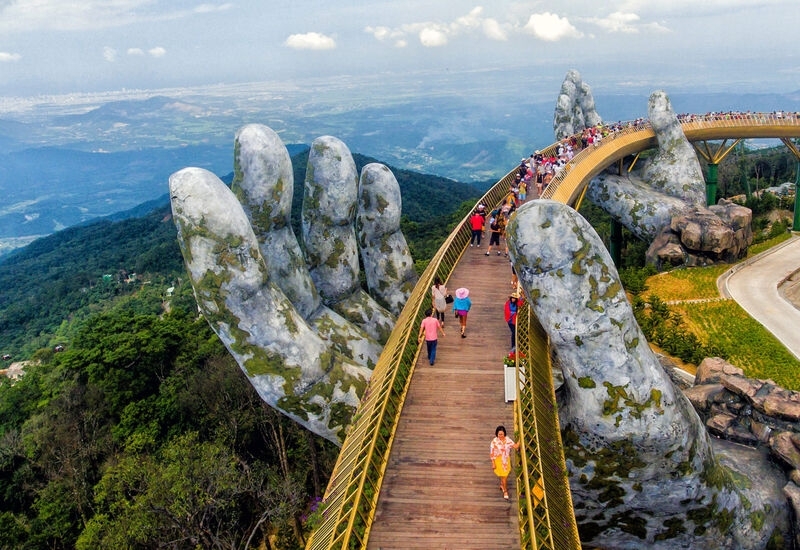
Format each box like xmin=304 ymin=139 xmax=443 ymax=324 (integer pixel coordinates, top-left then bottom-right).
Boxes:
xmin=504 ymin=292 xmax=524 ymax=350
xmin=469 ymin=210 xmax=485 ymax=247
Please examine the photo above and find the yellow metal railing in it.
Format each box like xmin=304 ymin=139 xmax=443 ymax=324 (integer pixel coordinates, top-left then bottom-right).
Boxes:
xmin=305 ymin=172 xmax=512 ymax=550
xmin=513 ymin=305 xmax=581 ymax=549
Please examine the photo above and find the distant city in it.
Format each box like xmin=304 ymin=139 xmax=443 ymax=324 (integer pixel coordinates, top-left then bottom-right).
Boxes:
xmin=0 ymin=72 xmax=799 ymax=257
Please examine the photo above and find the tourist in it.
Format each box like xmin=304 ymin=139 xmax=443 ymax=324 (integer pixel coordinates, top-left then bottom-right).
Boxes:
xmin=452 ymin=287 xmax=471 ymax=338
xmin=431 ymin=276 xmax=449 ymax=327
xmin=469 ymin=209 xmax=484 ymax=247
xmin=490 ymin=425 xmax=520 ymax=500
xmin=504 ymin=291 xmax=523 ymax=350
xmin=418 ymin=308 xmax=444 ymax=366
xmin=485 ymin=210 xmax=504 ymax=256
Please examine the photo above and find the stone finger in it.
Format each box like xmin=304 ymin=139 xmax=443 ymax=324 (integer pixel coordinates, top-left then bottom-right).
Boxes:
xmin=357 ymin=163 xmax=418 ymax=315
xmin=303 ymin=136 xmax=395 ymax=343
xmin=232 ymin=124 xmax=382 ymax=366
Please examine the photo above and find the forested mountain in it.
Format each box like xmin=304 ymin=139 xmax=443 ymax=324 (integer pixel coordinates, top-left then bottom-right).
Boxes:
xmin=0 ymin=153 xmax=483 ymax=548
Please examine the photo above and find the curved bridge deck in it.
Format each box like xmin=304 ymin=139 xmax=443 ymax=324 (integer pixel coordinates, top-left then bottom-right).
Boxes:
xmin=367 ymin=247 xmax=519 ymax=549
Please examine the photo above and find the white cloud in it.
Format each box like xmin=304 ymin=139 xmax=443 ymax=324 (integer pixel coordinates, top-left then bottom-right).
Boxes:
xmin=523 ymin=12 xmax=583 ymax=41
xmin=586 ymin=11 xmax=671 ymax=34
xmin=103 ymin=46 xmax=117 ymax=62
xmin=419 ymin=26 xmax=448 ymax=47
xmin=369 ymin=7 xmax=510 ymax=48
xmin=454 ymin=7 xmax=483 ymax=31
xmin=590 ymin=12 xmax=641 ymax=33
xmin=127 ymin=48 xmax=144 ymax=56
xmin=148 ymin=46 xmax=166 ymax=58
xmin=284 ymin=32 xmax=336 ymax=51
xmin=0 ymin=51 xmax=21 ymax=62
xmin=483 ymin=18 xmax=507 ymax=41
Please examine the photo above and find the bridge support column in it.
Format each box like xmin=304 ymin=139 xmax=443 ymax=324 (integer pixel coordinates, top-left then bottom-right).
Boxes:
xmin=706 ymin=163 xmax=718 ymax=206
xmin=610 ymin=219 xmax=622 ymax=267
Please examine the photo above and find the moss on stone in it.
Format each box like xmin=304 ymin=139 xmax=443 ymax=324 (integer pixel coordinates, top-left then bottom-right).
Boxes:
xmin=574 ymin=335 xmax=584 ymax=346
xmin=602 ymin=381 xmax=664 ymax=419
xmin=611 ymin=512 xmax=647 ymax=539
xmin=325 ymin=239 xmax=347 ymax=269
xmin=654 ymin=517 xmax=686 ymax=541
xmin=750 ymin=509 xmax=765 ymax=531
xmin=577 ymin=376 xmax=596 ymax=389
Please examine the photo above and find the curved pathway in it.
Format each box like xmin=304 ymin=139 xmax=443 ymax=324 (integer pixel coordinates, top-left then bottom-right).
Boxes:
xmin=720 ymin=235 xmax=800 ymax=360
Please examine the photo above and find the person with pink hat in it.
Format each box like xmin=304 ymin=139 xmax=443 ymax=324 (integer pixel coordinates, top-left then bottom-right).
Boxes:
xmin=452 ymin=287 xmax=472 ymax=338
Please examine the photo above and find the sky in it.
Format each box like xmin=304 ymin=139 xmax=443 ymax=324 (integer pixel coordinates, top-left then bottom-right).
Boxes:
xmin=0 ymin=1 xmax=799 ymax=100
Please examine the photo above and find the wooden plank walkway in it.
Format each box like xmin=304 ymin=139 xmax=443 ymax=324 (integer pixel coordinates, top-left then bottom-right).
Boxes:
xmin=368 ymin=242 xmax=521 ymax=550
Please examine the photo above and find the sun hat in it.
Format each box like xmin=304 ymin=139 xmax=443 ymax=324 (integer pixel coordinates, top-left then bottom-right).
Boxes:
xmin=510 ymin=291 xmax=519 ymax=299
xmin=455 ymin=287 xmax=469 ymax=299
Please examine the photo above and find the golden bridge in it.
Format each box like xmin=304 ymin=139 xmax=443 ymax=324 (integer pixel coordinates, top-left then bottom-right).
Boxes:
xmin=306 ymin=112 xmax=800 ymax=549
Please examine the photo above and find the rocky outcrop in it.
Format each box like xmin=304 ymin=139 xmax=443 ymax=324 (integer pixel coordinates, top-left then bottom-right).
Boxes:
xmin=586 ymin=90 xmax=753 ymax=268
xmin=646 ymin=202 xmax=753 ymax=267
xmin=170 ymin=126 xmax=416 ymax=444
xmin=553 ymin=69 xmax=602 ymax=140
xmin=506 ymin=201 xmax=788 ymax=549
xmin=686 ymin=356 xmax=800 ymax=548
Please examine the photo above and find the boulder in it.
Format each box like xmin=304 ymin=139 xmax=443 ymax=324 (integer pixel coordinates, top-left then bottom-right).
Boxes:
xmin=695 ymin=356 xmax=744 ymax=384
xmin=683 ymin=383 xmax=726 ymax=411
xmin=770 ymin=431 xmax=800 ymax=470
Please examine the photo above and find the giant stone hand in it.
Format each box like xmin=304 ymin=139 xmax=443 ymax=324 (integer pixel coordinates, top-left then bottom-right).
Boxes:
xmin=169 ymin=124 xmax=417 ymax=444
xmin=506 ymin=200 xmax=785 ymax=548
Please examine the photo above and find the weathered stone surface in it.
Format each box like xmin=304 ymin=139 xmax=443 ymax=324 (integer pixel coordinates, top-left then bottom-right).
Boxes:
xmin=695 ymin=356 xmax=744 ymax=384
xmin=683 ymin=383 xmax=726 ymax=411
xmin=170 ymin=167 xmax=371 ymax=444
xmin=770 ymin=431 xmax=800 ymax=470
xmin=506 ymin=200 xmax=779 ymax=549
xmin=170 ymin=127 xmax=418 ymax=444
xmin=303 ymin=136 xmax=395 ymax=344
xmin=642 ymin=92 xmax=706 ymax=205
xmin=357 ymin=163 xmax=418 ymax=316
xmin=763 ymin=392 xmax=800 ymax=422
xmin=588 ymin=173 xmax=690 ymax=241
xmin=721 ymin=374 xmax=762 ymax=400
xmin=783 ymin=482 xmax=800 ymax=548
xmin=706 ymin=411 xmax=737 ymax=436
xmin=232 ymin=125 xmax=383 ymax=366
xmin=553 ymin=69 xmax=602 ymax=140
xmin=646 ymin=228 xmax=687 ymax=267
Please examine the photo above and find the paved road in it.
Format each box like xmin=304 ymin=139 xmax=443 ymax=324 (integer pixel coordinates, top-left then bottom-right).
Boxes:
xmin=721 ymin=235 xmax=800 ymax=360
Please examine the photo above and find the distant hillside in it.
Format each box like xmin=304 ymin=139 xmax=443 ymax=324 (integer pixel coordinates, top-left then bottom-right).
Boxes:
xmin=0 ymin=154 xmax=483 ymax=358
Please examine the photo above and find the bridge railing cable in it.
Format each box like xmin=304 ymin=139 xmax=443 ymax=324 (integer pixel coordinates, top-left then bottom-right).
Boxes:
xmin=305 ymin=170 xmax=513 ymax=550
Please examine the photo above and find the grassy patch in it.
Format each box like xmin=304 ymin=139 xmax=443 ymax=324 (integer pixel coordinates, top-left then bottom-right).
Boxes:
xmin=641 ymin=234 xmax=800 ymax=390
xmin=646 ymin=266 xmax=729 ymax=301
xmin=671 ymin=300 xmax=800 ymax=390
xmin=748 ymin=232 xmax=792 ymax=256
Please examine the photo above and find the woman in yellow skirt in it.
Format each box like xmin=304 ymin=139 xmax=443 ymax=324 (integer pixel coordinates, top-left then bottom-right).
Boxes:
xmin=490 ymin=425 xmax=519 ymax=500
